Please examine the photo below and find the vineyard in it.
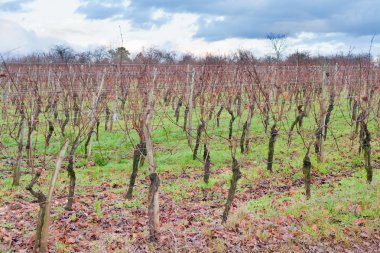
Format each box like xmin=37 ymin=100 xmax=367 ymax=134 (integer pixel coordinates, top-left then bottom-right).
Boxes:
xmin=0 ymin=61 xmax=379 ymax=252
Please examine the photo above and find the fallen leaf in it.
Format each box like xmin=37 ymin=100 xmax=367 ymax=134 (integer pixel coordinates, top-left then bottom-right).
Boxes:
xmin=67 ymin=237 xmax=76 ymax=244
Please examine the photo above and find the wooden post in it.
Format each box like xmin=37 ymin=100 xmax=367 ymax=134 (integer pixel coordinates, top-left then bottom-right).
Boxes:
xmin=143 ymin=68 xmax=160 ymax=241
xmin=87 ymin=71 xmax=105 ymax=158
xmin=316 ymin=65 xmax=327 ymax=162
xmin=40 ymin=139 xmax=69 ymax=252
xmin=188 ymin=68 xmax=195 ymax=147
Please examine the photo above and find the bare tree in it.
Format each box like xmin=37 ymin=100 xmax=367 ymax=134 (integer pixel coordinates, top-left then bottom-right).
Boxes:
xmin=50 ymin=45 xmax=75 ymax=63
xmin=267 ymin=33 xmax=287 ymax=61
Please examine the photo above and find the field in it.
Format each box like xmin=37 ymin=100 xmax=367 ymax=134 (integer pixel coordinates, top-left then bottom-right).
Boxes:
xmin=0 ymin=63 xmax=379 ymax=252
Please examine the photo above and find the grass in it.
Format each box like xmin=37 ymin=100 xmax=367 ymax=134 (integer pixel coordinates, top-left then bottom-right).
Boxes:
xmin=125 ymin=198 xmax=142 ymax=208
xmin=231 ymin=170 xmax=379 ymax=243
xmin=0 ymin=98 xmax=379 ymax=251
xmin=93 ymin=198 xmax=103 ymax=217
xmin=54 ymin=241 xmax=69 ymax=253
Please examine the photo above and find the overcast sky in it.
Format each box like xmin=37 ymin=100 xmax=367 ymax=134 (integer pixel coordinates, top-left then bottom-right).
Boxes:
xmin=1 ymin=0 xmax=379 ymax=58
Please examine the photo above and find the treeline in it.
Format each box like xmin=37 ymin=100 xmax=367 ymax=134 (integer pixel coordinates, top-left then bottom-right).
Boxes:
xmin=3 ymin=44 xmax=376 ymax=66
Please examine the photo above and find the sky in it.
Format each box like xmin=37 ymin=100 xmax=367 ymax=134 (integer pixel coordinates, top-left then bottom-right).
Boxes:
xmin=0 ymin=0 xmax=380 ymax=58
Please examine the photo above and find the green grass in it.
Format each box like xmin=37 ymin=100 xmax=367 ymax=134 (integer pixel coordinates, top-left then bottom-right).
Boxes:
xmin=125 ymin=198 xmax=142 ymax=208
xmin=93 ymin=198 xmax=103 ymax=217
xmin=54 ymin=241 xmax=69 ymax=253
xmin=232 ymin=170 xmax=379 ymax=243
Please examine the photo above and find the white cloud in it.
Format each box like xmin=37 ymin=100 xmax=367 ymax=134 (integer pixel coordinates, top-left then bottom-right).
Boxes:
xmin=0 ymin=18 xmax=63 ymax=55
xmin=0 ymin=0 xmax=379 ymax=58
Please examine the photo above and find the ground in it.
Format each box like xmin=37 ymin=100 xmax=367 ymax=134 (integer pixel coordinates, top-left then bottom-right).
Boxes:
xmin=0 ymin=107 xmax=379 ymax=252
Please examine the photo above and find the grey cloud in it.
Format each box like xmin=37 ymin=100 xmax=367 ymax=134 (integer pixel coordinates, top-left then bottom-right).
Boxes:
xmin=75 ymin=0 xmax=125 ymax=19
xmin=76 ymin=0 xmax=380 ymax=40
xmin=76 ymin=0 xmax=171 ymax=28
xmin=76 ymin=3 xmax=121 ymax=20
xmin=0 ymin=0 xmax=33 ymax=12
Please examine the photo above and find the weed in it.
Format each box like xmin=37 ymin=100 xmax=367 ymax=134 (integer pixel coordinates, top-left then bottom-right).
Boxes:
xmin=54 ymin=242 xmax=69 ymax=253
xmin=94 ymin=154 xmax=108 ymax=167
xmin=93 ymin=198 xmax=103 ymax=217
xmin=198 ymin=178 xmax=216 ymax=189
xmin=125 ymin=199 xmax=142 ymax=208
xmin=1 ymin=222 xmax=14 ymax=229
xmin=70 ymin=213 xmax=77 ymax=222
